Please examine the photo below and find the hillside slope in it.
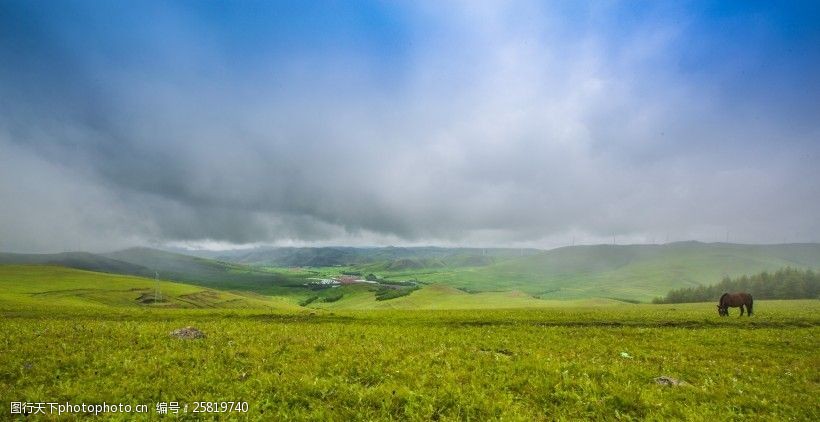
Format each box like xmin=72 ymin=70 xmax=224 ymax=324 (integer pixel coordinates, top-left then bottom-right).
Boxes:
xmin=0 ymin=265 xmax=301 ymax=310
xmin=0 ymin=248 xmax=311 ymax=294
xmin=391 ymin=242 xmax=820 ymax=301
xmin=103 ymin=247 xmax=309 ymax=292
xmin=310 ymin=284 xmax=628 ymax=310
xmin=4 ymin=243 xmax=818 ymax=306
xmin=0 ymin=252 xmax=150 ymax=276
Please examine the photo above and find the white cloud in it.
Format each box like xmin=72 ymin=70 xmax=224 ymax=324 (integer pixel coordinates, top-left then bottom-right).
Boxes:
xmin=1 ymin=1 xmax=818 ymax=252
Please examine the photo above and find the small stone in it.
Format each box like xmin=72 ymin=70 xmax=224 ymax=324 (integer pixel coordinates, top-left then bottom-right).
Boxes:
xmin=169 ymin=326 xmax=206 ymax=339
xmin=655 ymin=376 xmax=686 ymax=386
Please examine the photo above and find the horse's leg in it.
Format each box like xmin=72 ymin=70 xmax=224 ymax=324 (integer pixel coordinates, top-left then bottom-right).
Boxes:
xmin=739 ymin=305 xmax=744 ymax=316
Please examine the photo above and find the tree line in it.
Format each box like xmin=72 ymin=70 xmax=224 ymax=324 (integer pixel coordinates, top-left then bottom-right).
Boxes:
xmin=653 ymin=267 xmax=820 ymax=304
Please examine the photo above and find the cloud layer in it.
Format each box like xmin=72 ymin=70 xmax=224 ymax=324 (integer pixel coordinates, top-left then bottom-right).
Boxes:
xmin=1 ymin=1 xmax=819 ymax=252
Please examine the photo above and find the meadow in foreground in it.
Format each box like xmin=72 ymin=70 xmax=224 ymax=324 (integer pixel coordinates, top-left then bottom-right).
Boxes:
xmin=2 ymin=299 xmax=818 ymax=421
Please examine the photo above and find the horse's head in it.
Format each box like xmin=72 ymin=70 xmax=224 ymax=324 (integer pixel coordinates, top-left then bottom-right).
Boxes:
xmin=716 ymin=304 xmax=727 ymax=316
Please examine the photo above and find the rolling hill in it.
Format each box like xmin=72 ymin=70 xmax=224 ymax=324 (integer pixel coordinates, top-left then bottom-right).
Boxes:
xmin=2 ymin=242 xmax=818 ymax=306
xmin=0 ymin=252 xmax=151 ymax=276
xmin=0 ymin=248 xmax=312 ymax=294
xmin=102 ymin=247 xmax=305 ymax=290
xmin=308 ymin=283 xmax=628 ymax=310
xmin=0 ymin=265 xmax=301 ymax=310
xmin=385 ymin=242 xmax=820 ymax=301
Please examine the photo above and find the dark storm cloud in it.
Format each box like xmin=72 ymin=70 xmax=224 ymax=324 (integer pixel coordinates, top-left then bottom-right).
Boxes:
xmin=1 ymin=1 xmax=819 ymax=252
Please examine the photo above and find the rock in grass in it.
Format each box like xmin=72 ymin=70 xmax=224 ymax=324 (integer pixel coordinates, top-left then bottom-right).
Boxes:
xmin=170 ymin=326 xmax=205 ymax=339
xmin=655 ymin=376 xmax=686 ymax=386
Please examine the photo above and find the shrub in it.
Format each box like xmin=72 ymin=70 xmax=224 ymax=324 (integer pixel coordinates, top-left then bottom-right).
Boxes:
xmin=375 ymin=285 xmax=419 ymax=301
xmin=322 ymin=291 xmax=344 ymax=303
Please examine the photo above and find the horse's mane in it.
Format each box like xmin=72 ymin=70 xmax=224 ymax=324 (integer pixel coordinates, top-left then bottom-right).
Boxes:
xmin=718 ymin=292 xmax=729 ymax=304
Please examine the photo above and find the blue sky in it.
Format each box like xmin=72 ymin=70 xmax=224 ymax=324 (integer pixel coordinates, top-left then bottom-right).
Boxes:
xmin=1 ymin=1 xmax=819 ymax=252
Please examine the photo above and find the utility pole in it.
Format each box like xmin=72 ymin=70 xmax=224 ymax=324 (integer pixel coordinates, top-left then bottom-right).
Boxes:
xmin=155 ymin=271 xmax=161 ymax=303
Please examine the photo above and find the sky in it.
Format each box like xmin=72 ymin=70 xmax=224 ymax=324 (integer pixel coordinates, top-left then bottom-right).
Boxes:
xmin=1 ymin=1 xmax=819 ymax=253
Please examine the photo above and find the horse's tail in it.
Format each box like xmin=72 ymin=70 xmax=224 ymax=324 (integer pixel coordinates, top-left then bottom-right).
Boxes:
xmin=747 ymin=295 xmax=753 ymax=316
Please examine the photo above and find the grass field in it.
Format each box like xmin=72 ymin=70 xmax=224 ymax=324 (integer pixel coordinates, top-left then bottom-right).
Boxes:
xmin=309 ymin=284 xmax=628 ymax=310
xmin=368 ymin=243 xmax=820 ymax=302
xmin=3 ymin=243 xmax=818 ymax=306
xmin=0 ymin=265 xmax=301 ymax=310
xmin=1 ymin=265 xmax=818 ymax=420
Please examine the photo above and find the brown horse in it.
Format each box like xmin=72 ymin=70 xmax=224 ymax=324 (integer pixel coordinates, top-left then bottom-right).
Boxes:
xmin=717 ymin=292 xmax=753 ymax=316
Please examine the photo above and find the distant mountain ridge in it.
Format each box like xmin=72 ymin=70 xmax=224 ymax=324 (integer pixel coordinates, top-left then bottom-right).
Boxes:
xmin=179 ymin=246 xmax=541 ymax=267
xmin=2 ymin=242 xmax=818 ymax=302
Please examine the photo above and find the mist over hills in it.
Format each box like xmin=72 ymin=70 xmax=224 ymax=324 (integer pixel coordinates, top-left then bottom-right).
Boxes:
xmin=0 ymin=251 xmax=151 ymax=276
xmin=414 ymin=242 xmax=820 ymax=300
xmin=183 ymin=246 xmax=541 ymax=268
xmin=1 ymin=248 xmax=303 ymax=293
xmin=2 ymin=242 xmax=818 ymax=302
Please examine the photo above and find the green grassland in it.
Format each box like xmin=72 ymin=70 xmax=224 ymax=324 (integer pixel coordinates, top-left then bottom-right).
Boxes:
xmin=360 ymin=243 xmax=820 ymax=302
xmin=2 ymin=248 xmax=314 ymax=294
xmin=307 ymin=284 xmax=626 ymax=310
xmin=1 ymin=290 xmax=818 ymax=420
xmin=0 ymin=265 xmax=301 ymax=311
xmin=3 ymin=243 xmax=818 ymax=307
xmin=102 ymin=247 xmax=314 ymax=292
